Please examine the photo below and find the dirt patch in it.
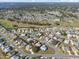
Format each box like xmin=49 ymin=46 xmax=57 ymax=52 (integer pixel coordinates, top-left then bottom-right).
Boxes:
xmin=0 ymin=49 xmax=8 ymax=59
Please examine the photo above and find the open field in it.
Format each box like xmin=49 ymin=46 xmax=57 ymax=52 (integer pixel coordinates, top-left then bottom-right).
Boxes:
xmin=0 ymin=19 xmax=14 ymax=29
xmin=0 ymin=19 xmax=79 ymax=29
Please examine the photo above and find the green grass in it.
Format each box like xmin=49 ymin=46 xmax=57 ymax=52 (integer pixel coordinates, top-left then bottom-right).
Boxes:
xmin=31 ymin=57 xmax=40 ymax=59
xmin=0 ymin=19 xmax=14 ymax=29
xmin=1 ymin=18 xmax=79 ymax=29
xmin=59 ymin=47 xmax=64 ymax=54
xmin=77 ymin=51 xmax=79 ymax=55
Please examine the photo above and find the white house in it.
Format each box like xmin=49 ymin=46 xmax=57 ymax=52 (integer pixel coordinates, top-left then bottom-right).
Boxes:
xmin=64 ymin=39 xmax=70 ymax=45
xmin=27 ymin=38 xmax=33 ymax=42
xmin=40 ymin=45 xmax=47 ymax=51
xmin=35 ymin=42 xmax=41 ymax=47
xmin=3 ymin=46 xmax=12 ymax=53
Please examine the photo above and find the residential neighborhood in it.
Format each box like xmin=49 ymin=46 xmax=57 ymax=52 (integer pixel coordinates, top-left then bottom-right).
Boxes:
xmin=0 ymin=2 xmax=79 ymax=59
xmin=0 ymin=24 xmax=79 ymax=59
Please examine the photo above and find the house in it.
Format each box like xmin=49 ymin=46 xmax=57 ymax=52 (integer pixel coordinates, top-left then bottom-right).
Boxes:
xmin=7 ymin=51 xmax=18 ymax=57
xmin=0 ymin=25 xmax=6 ymax=33
xmin=11 ymin=30 xmax=16 ymax=34
xmin=33 ymin=40 xmax=38 ymax=44
xmin=20 ymin=34 xmax=25 ymax=37
xmin=44 ymin=37 xmax=49 ymax=42
xmin=35 ymin=42 xmax=42 ymax=47
xmin=76 ymin=40 xmax=79 ymax=49
xmin=54 ymin=18 xmax=60 ymax=22
xmin=0 ymin=44 xmax=5 ymax=50
xmin=24 ymin=56 xmax=29 ymax=59
xmin=1 ymin=42 xmax=7 ymax=50
xmin=26 ymin=45 xmax=32 ymax=51
xmin=27 ymin=38 xmax=34 ymax=43
xmin=36 ymin=32 xmax=42 ymax=36
xmin=49 ymin=33 xmax=53 ymax=38
xmin=64 ymin=39 xmax=70 ymax=45
xmin=48 ymin=39 xmax=52 ymax=43
xmin=29 ymin=49 xmax=34 ymax=54
xmin=53 ymin=37 xmax=57 ymax=40
xmin=14 ymin=38 xmax=22 ymax=45
xmin=20 ymin=42 xmax=27 ymax=47
xmin=3 ymin=46 xmax=13 ymax=53
xmin=52 ymin=39 xmax=59 ymax=45
xmin=56 ymin=32 xmax=61 ymax=36
xmin=67 ymin=34 xmax=72 ymax=39
xmin=10 ymin=55 xmax=20 ymax=59
xmin=40 ymin=45 xmax=48 ymax=51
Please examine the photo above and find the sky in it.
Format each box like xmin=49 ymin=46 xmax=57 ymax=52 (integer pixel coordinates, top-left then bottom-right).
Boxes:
xmin=0 ymin=0 xmax=79 ymax=2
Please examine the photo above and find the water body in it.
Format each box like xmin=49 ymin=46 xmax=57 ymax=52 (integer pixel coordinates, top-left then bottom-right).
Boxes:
xmin=0 ymin=2 xmax=79 ymax=9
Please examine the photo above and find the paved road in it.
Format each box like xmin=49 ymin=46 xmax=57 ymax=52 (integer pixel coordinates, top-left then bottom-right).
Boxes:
xmin=26 ymin=54 xmax=79 ymax=58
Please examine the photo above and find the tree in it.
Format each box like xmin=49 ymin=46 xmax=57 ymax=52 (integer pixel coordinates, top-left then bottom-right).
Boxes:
xmin=32 ymin=46 xmax=40 ymax=53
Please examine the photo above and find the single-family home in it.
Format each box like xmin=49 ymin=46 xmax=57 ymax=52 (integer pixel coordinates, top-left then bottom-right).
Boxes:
xmin=40 ymin=45 xmax=48 ymax=51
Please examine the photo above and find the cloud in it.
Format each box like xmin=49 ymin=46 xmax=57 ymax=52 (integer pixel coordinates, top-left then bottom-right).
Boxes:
xmin=0 ymin=0 xmax=15 ymax=2
xmin=61 ymin=0 xmax=79 ymax=2
xmin=33 ymin=0 xmax=79 ymax=2
xmin=0 ymin=0 xmax=35 ymax=2
xmin=0 ymin=0 xmax=79 ymax=2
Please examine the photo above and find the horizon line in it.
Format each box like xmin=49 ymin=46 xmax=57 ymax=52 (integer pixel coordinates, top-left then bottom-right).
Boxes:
xmin=0 ymin=1 xmax=79 ymax=3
